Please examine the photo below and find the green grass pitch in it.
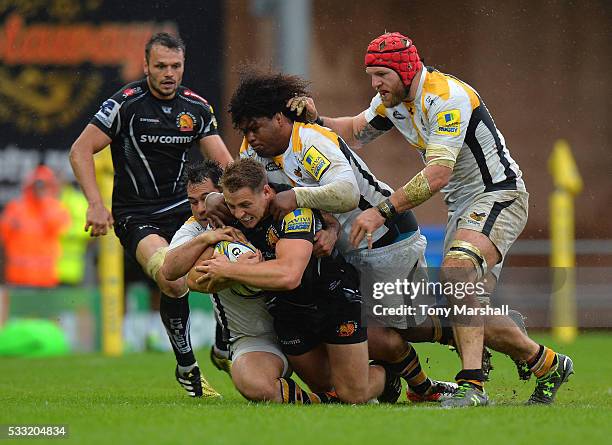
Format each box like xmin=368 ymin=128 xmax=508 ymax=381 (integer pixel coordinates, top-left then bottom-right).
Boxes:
xmin=1 ymin=333 xmax=611 ymax=445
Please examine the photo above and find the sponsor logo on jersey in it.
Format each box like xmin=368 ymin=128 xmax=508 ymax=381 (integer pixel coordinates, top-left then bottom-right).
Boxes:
xmin=122 ymin=86 xmax=142 ymax=98
xmin=337 ymin=321 xmax=357 ymax=337
xmin=162 ymin=106 xmax=172 ymax=114
xmin=140 ymin=117 xmax=160 ymax=123
xmin=302 ymin=145 xmax=331 ymax=181
xmin=94 ymin=99 xmax=120 ymax=128
xmin=392 ymin=110 xmax=406 ymax=120
xmin=436 ymin=109 xmax=461 ymax=135
xmin=293 ymin=167 xmax=302 ymax=178
xmin=176 ymin=111 xmax=196 ymax=132
xmin=265 ymin=161 xmax=281 ymax=171
xmin=139 ymin=134 xmax=195 ymax=144
xmin=183 ymin=89 xmax=208 ymax=104
xmin=283 ymin=208 xmax=313 ymax=233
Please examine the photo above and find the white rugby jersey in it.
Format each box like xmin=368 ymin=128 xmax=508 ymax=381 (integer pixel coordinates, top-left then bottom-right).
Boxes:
xmin=364 ymin=67 xmax=525 ymax=205
xmin=169 ymin=217 xmax=274 ymax=341
xmin=239 ymin=122 xmax=395 ymax=252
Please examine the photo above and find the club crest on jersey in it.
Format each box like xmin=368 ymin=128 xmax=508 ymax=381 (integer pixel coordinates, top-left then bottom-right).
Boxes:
xmin=266 ymin=226 xmax=280 ymax=248
xmin=469 ymin=212 xmax=487 ymax=222
xmin=283 ymin=208 xmax=313 ymax=233
xmin=176 ymin=111 xmax=196 ymax=132
xmin=436 ymin=109 xmax=461 ymax=135
xmin=302 ymin=146 xmax=331 ymax=181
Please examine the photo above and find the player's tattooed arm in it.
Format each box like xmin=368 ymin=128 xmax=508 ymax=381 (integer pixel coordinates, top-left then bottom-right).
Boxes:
xmin=354 ymin=121 xmax=388 ymax=146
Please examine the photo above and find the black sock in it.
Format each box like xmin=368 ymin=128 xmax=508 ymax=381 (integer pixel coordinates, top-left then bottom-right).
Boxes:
xmin=455 ymin=369 xmax=485 ymax=390
xmin=160 ymin=292 xmax=195 ymax=367
xmin=215 ymin=322 xmax=229 ymax=352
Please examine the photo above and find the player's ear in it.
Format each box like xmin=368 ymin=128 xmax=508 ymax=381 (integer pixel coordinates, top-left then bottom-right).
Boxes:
xmin=262 ymin=184 xmax=272 ymax=197
xmin=143 ymin=57 xmax=149 ymax=76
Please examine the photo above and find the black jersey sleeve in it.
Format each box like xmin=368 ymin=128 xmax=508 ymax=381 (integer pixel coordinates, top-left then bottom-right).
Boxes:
xmin=279 ymin=208 xmax=316 ymax=242
xmin=89 ymin=82 xmax=145 ymax=138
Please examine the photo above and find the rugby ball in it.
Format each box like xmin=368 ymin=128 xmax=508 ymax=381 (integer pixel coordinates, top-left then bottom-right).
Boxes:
xmin=214 ymin=241 xmax=262 ymax=297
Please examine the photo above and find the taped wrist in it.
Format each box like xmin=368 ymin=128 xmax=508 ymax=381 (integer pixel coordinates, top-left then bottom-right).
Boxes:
xmin=376 ymin=198 xmax=397 ymax=220
xmin=401 ymin=171 xmax=433 ymax=207
xmin=294 ymin=181 xmax=359 ymax=213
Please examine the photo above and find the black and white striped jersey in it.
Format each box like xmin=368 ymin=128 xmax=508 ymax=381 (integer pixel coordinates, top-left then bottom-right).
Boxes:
xmin=90 ymin=78 xmax=218 ymax=219
xmin=364 ymin=67 xmax=525 ymax=205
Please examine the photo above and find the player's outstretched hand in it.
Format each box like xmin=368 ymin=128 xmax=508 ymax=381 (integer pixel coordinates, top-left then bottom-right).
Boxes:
xmin=204 ymin=192 xmax=234 ymax=228
xmin=349 ymin=207 xmax=385 ymax=249
xmin=85 ymin=202 xmax=114 ymax=237
xmin=270 ymin=190 xmax=298 ymax=221
xmin=286 ymin=95 xmax=319 ymax=123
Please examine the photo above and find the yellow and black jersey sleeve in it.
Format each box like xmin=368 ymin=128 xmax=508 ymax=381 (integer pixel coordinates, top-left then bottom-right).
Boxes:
xmin=279 ymin=208 xmax=315 ymax=242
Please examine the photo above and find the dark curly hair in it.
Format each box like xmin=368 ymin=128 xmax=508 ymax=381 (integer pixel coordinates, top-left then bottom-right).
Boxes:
xmin=184 ymin=160 xmax=223 ymax=188
xmin=228 ymin=70 xmax=311 ymax=128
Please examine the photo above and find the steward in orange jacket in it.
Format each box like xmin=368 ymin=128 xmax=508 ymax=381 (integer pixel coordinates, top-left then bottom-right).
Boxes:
xmin=0 ymin=165 xmax=69 ymax=287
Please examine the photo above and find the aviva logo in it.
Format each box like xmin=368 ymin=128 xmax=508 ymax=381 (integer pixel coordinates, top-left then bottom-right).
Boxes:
xmin=436 ymin=109 xmax=461 ymax=135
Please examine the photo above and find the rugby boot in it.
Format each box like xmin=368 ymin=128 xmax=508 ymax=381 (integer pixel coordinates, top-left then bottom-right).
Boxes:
xmin=210 ymin=346 xmax=232 ymax=375
xmin=440 ymin=382 xmax=489 ymax=408
xmin=407 ymin=380 xmax=458 ymax=403
xmin=175 ymin=365 xmax=221 ymax=398
xmin=526 ymin=354 xmax=574 ymax=405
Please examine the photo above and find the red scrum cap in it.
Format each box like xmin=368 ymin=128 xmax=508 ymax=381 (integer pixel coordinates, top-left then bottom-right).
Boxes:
xmin=365 ymin=32 xmax=422 ymax=87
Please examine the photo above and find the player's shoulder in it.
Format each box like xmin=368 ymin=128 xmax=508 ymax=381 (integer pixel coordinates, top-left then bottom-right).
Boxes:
xmin=108 ymin=79 xmax=149 ymax=105
xmin=295 ymin=122 xmax=339 ymax=147
xmin=422 ymin=67 xmax=476 ymax=111
xmin=281 ymin=208 xmax=314 ymax=234
xmin=178 ymin=86 xmax=214 ymax=111
xmin=176 ymin=216 xmax=205 ymax=233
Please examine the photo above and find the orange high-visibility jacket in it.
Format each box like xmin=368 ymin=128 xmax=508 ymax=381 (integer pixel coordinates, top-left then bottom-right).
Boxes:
xmin=0 ymin=165 xmax=69 ymax=287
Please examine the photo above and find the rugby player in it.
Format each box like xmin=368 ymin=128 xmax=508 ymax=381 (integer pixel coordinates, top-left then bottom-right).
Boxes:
xmin=69 ymin=32 xmax=232 ymax=398
xmin=288 ymin=32 xmax=574 ymax=406
xmin=217 ymin=72 xmax=457 ymax=403
xmin=162 ymin=160 xmax=348 ymax=403
xmin=193 ymin=158 xmax=406 ymax=404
